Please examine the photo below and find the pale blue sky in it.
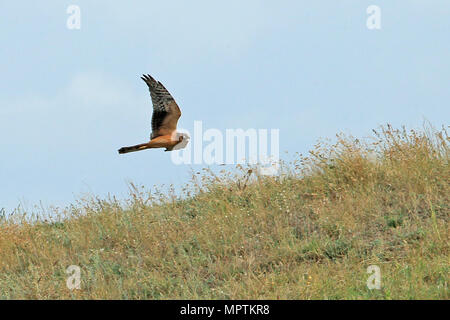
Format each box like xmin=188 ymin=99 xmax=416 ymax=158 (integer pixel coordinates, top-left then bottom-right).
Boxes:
xmin=1 ymin=1 xmax=449 ymax=213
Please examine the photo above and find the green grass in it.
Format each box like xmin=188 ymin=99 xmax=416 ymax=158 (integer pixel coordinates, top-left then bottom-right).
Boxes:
xmin=0 ymin=124 xmax=448 ymax=299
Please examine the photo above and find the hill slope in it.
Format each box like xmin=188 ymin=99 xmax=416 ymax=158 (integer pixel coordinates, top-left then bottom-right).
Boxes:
xmin=0 ymin=125 xmax=448 ymax=299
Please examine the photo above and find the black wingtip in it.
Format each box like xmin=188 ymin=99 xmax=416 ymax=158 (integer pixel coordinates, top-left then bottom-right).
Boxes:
xmin=141 ymin=74 xmax=156 ymax=85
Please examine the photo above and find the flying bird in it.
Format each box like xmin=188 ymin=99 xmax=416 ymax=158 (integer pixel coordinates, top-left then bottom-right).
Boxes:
xmin=118 ymin=74 xmax=189 ymax=154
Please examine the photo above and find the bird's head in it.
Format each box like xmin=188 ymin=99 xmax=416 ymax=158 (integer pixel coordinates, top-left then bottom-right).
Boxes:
xmin=170 ymin=132 xmax=190 ymax=151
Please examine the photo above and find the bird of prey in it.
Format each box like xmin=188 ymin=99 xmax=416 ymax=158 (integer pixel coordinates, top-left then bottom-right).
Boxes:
xmin=118 ymin=74 xmax=189 ymax=154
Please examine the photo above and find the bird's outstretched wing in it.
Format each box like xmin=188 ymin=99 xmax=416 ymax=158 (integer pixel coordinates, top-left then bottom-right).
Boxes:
xmin=141 ymin=74 xmax=181 ymax=139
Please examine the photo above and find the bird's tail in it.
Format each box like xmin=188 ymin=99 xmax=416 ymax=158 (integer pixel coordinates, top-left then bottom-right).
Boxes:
xmin=118 ymin=142 xmax=151 ymax=154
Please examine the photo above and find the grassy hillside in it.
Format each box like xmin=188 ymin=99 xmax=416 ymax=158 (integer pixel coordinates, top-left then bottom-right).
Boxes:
xmin=0 ymin=125 xmax=448 ymax=299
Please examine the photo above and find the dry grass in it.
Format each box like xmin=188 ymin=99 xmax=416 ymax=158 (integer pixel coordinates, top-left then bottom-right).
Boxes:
xmin=0 ymin=124 xmax=448 ymax=299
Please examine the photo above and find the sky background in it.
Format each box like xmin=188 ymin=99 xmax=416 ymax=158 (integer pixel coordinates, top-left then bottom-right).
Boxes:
xmin=1 ymin=1 xmax=449 ymax=213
